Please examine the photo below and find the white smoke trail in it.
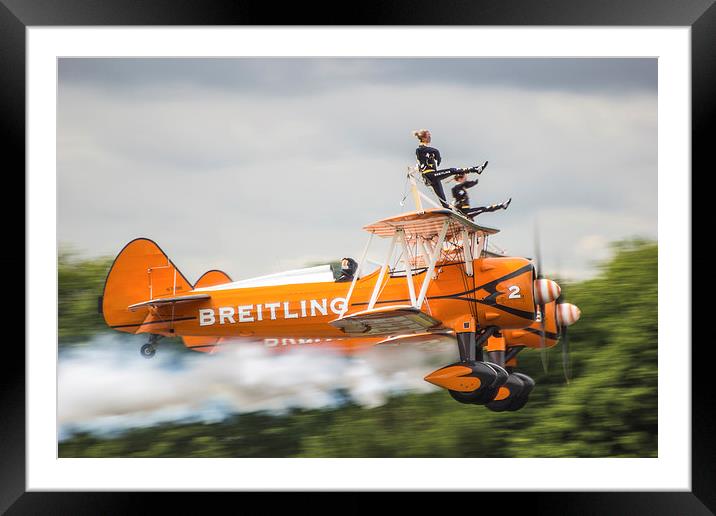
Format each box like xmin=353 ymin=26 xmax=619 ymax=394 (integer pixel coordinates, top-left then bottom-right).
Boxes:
xmin=58 ymin=334 xmax=457 ymax=440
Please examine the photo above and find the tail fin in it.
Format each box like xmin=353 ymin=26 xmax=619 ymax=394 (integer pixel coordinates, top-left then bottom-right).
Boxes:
xmin=181 ymin=269 xmax=233 ymax=352
xmin=193 ymin=269 xmax=233 ymax=289
xmin=102 ymin=238 xmax=193 ymax=333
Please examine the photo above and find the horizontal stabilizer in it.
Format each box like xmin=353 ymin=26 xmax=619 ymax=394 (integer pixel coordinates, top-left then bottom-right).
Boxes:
xmin=128 ymin=294 xmax=211 ymax=311
xmin=330 ymin=305 xmax=441 ymax=336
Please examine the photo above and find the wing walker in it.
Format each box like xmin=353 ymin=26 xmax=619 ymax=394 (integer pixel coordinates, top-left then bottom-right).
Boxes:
xmin=100 ymin=133 xmax=581 ymax=412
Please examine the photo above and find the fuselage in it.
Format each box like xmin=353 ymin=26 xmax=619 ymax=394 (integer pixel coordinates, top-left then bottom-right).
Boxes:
xmin=133 ymin=256 xmax=537 ymax=339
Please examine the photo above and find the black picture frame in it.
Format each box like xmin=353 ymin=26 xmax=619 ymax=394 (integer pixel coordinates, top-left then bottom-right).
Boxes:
xmin=3 ymin=1 xmax=706 ymax=513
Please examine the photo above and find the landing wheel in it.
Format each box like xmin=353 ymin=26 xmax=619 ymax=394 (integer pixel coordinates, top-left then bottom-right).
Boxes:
xmin=449 ymin=389 xmax=485 ymax=405
xmin=486 ymin=372 xmax=535 ymax=412
xmin=486 ymin=374 xmax=525 ymax=412
xmin=140 ymin=343 xmax=156 ymax=359
xmin=504 ymin=373 xmax=535 ymax=411
xmin=448 ymin=362 xmax=508 ymax=405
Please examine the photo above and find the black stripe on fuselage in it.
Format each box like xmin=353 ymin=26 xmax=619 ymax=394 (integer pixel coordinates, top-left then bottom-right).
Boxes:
xmin=353 ymin=263 xmax=535 ymax=320
xmin=523 ymin=326 xmax=560 ymax=341
xmin=450 ymin=297 xmax=536 ymax=320
xmin=354 ymin=263 xmax=534 ymax=307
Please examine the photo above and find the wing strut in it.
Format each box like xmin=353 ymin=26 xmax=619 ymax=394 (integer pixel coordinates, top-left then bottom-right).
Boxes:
xmin=418 ymin=236 xmax=436 ymax=279
xmin=340 ymin=231 xmax=374 ymax=317
xmin=416 ymin=219 xmax=450 ymax=309
xmin=368 ymin=231 xmax=399 ymax=310
xmin=407 ymin=166 xmax=441 ymax=214
xmin=398 ymin=229 xmax=417 ymax=306
xmin=462 ymin=228 xmax=474 ymax=276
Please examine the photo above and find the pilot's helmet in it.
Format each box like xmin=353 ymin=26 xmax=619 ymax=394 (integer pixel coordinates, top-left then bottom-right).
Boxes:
xmin=412 ymin=129 xmax=431 ymax=145
xmin=341 ymin=257 xmax=358 ymax=274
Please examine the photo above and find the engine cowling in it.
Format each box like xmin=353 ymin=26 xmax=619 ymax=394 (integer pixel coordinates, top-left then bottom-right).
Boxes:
xmin=473 ymin=257 xmax=537 ymax=330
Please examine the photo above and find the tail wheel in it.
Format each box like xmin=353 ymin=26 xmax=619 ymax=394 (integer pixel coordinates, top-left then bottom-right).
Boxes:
xmin=140 ymin=343 xmax=156 ymax=359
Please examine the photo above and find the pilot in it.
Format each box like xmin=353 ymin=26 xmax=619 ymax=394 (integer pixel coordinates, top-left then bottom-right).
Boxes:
xmin=336 ymin=257 xmax=358 ymax=282
xmin=413 ymin=129 xmax=487 ymax=209
xmin=451 ymin=171 xmax=511 ymax=220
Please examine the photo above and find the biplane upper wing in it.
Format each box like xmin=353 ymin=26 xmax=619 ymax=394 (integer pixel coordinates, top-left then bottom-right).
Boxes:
xmin=330 ymin=304 xmax=442 ymax=336
xmin=362 ymin=208 xmax=499 ymax=239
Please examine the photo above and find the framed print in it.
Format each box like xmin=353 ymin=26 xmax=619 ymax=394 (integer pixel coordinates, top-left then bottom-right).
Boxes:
xmin=3 ymin=0 xmax=708 ymax=512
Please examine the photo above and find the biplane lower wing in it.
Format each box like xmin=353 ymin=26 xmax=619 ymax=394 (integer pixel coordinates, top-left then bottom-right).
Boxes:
xmin=376 ymin=331 xmax=455 ymax=352
xmin=330 ymin=305 xmax=442 ymax=336
xmin=128 ymin=294 xmax=211 ymax=312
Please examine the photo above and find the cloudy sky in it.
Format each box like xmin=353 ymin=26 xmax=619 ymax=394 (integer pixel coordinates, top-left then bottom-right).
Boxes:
xmin=57 ymin=58 xmax=656 ymax=281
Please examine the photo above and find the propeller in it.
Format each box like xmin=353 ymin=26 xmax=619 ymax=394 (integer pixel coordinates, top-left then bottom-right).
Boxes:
xmin=532 ymin=222 xmax=573 ymax=379
xmin=554 ymin=255 xmax=571 ymax=383
xmin=533 ymin=223 xmax=549 ymax=373
xmin=557 ymin=295 xmax=571 ymax=382
xmin=555 ymin=296 xmax=581 ymax=383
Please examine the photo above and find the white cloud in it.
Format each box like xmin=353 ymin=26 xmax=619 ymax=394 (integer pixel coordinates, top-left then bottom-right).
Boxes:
xmin=58 ymin=60 xmax=656 ymax=282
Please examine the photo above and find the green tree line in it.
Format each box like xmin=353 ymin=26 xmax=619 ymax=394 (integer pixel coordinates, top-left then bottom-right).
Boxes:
xmin=59 ymin=239 xmax=657 ymax=458
xmin=58 ymin=248 xmax=113 ymax=345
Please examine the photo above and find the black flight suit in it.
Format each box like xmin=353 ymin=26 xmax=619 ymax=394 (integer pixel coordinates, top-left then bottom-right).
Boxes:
xmin=451 ymin=179 xmax=506 ymax=220
xmin=416 ymin=145 xmax=458 ymax=209
xmin=417 ymin=145 xmax=481 ymax=209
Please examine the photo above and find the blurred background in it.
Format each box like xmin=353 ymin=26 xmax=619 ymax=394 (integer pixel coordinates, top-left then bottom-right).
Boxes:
xmin=57 ymin=58 xmax=657 ymax=457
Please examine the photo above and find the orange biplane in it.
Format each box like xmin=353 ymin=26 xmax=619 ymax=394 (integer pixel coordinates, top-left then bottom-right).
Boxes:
xmin=101 ymin=175 xmax=580 ymax=412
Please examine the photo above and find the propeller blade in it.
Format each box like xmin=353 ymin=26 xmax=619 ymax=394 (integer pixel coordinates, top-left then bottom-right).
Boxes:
xmin=561 ymin=325 xmax=571 ymax=383
xmin=539 ymin=303 xmax=549 ymax=373
xmin=534 ymin=222 xmax=543 ymax=279
xmin=555 ymin=293 xmax=573 ymax=383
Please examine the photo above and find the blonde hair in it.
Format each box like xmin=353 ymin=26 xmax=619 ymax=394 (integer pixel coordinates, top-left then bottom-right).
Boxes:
xmin=412 ymin=129 xmax=431 ymax=144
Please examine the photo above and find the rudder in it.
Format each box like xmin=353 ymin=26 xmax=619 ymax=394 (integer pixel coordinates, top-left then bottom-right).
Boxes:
xmin=181 ymin=269 xmax=233 ymax=352
xmin=102 ymin=238 xmax=193 ymax=333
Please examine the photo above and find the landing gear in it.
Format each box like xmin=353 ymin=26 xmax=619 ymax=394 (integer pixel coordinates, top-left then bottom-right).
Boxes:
xmin=425 ymin=329 xmax=510 ymax=405
xmin=446 ymin=361 xmax=508 ymax=405
xmin=486 ymin=372 xmax=535 ymax=412
xmin=425 ymin=328 xmax=535 ymax=411
xmin=140 ymin=334 xmax=162 ymax=359
xmin=503 ymin=372 xmax=535 ymax=411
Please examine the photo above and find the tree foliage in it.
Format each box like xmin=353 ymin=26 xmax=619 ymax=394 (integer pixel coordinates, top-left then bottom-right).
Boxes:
xmin=58 ymin=248 xmax=114 ymax=345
